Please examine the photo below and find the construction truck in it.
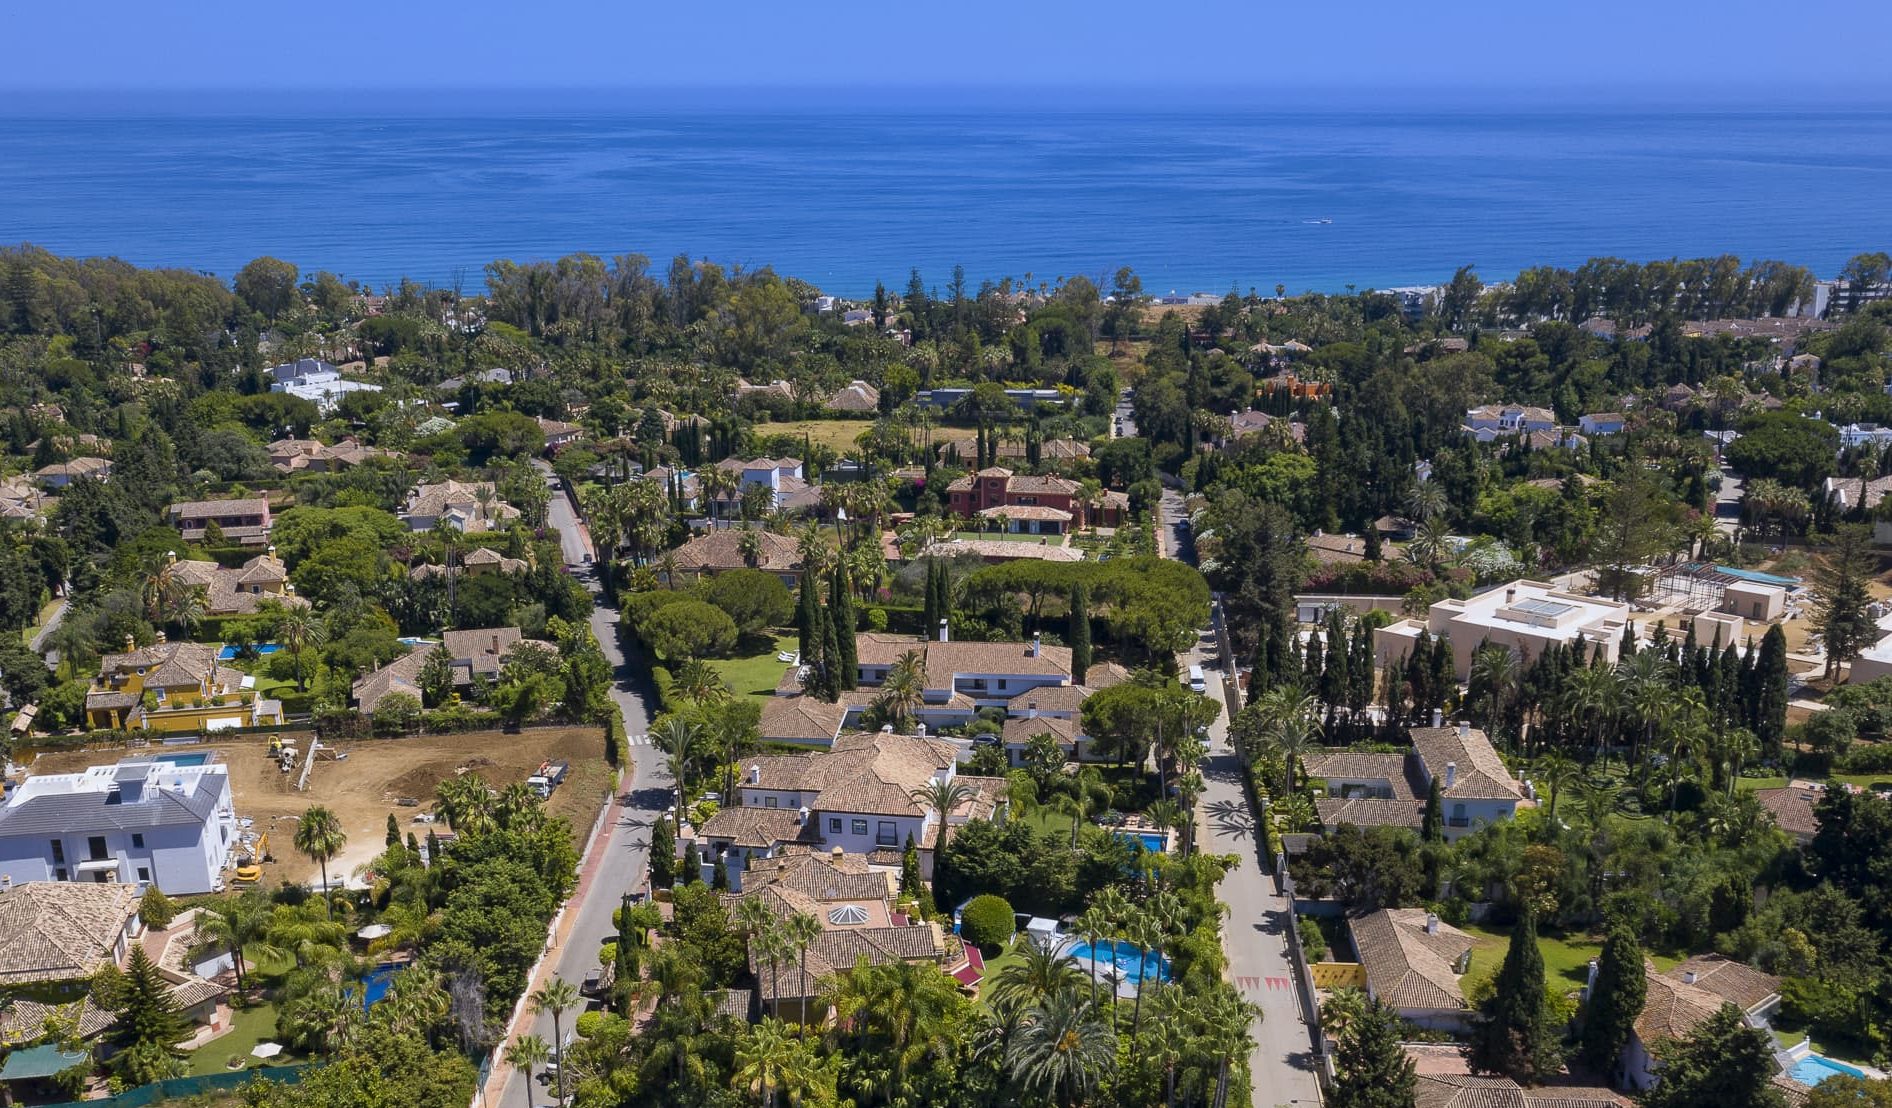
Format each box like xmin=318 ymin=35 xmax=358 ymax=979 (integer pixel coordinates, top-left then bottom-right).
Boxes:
xmin=527 ymin=760 xmax=571 ymax=800
xmin=233 ymin=832 xmax=271 ymax=885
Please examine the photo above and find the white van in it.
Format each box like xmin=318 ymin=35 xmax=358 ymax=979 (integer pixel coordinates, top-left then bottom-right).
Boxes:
xmin=1188 ymin=665 xmax=1207 ymax=693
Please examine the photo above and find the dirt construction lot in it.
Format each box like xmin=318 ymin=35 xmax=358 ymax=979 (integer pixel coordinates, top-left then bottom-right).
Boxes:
xmin=27 ymin=727 xmax=612 ymax=887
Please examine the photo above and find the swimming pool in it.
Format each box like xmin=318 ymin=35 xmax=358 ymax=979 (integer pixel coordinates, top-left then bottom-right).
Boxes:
xmin=1064 ymin=938 xmax=1171 ymax=986
xmin=216 ymin=643 xmax=281 ymax=660
xmin=1790 ymin=1054 xmax=1867 ymax=1087
xmin=1116 ymin=830 xmax=1167 ymax=853
xmin=357 ymin=963 xmax=403 ymax=1011
xmin=152 ymin=752 xmax=210 ymax=767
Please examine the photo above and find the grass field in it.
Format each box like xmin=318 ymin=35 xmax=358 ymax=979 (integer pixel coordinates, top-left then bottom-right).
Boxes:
xmin=753 ymin=419 xmax=875 ymax=454
xmin=1738 ymin=773 xmax=1892 ymax=792
xmin=1459 ymin=922 xmax=1682 ymax=994
xmin=183 ymin=1001 xmax=301 ymax=1077
xmin=709 ymin=633 xmax=800 ymax=699
xmin=979 ymin=937 xmax=1029 ymax=1001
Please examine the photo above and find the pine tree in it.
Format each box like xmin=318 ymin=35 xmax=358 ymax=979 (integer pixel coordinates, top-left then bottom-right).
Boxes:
xmin=900 ymin=834 xmax=924 ymax=901
xmin=1364 ymin=526 xmax=1383 ymax=562
xmin=1640 ymin=1004 xmax=1786 ymax=1108
xmin=1422 ymin=777 xmax=1444 ymax=844
xmin=1069 ymin=582 xmax=1093 ymax=682
xmin=385 ymin=813 xmax=400 ymax=848
xmin=104 ymin=946 xmax=190 ymax=1084
xmin=1332 ymin=997 xmax=1418 ymax=1108
xmin=650 ymin=816 xmax=677 ymax=888
xmin=1814 ymin=524 xmax=1879 ymax=681
xmin=1469 ymin=909 xmax=1562 ymax=1082
xmin=1578 ymin=921 xmax=1646 ymax=1073
xmin=1304 ymin=630 xmax=1324 ymax=686
xmin=1755 ymin=624 xmax=1789 ymax=759
xmin=711 ymin=856 xmax=728 ymax=891
xmin=682 ymin=843 xmax=702 ymax=885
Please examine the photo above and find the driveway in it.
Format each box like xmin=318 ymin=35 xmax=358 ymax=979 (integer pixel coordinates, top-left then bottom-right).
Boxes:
xmin=1161 ymin=486 xmax=1323 ymax=1108
xmin=488 ymin=471 xmax=667 ymax=1108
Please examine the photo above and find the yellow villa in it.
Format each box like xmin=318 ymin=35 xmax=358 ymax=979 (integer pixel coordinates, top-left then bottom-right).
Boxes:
xmin=84 ymin=636 xmax=283 ymax=734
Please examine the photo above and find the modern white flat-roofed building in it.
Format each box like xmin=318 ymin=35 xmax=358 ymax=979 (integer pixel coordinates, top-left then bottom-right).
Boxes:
xmin=1375 ymin=580 xmax=1631 ymax=680
xmin=0 ymin=761 xmax=238 ymax=895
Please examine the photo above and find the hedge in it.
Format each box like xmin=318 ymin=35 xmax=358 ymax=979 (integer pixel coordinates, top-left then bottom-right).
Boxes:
xmin=959 ymin=893 xmax=1016 ymax=950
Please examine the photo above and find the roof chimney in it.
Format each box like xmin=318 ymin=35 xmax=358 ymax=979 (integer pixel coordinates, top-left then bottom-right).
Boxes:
xmin=938 ymin=619 xmax=949 ymax=643
xmin=1681 ymin=970 xmax=1698 ymax=985
xmin=165 ymin=550 xmax=177 ymax=564
xmin=125 ymin=634 xmax=135 ymax=652
xmin=1505 ymin=586 xmax=1517 ymax=604
xmin=1425 ymin=912 xmax=1439 ymax=935
xmin=1445 ymin=762 xmax=1457 ymax=789
xmin=490 ymin=634 xmax=500 ymax=653
xmin=831 ymin=845 xmax=844 ymax=859
xmin=1031 ymin=634 xmax=1041 ymax=658
xmin=1430 ymin=707 xmax=1442 ymax=728
xmin=1458 ymin=720 xmax=1470 ymax=738
xmin=749 ymin=763 xmax=760 ymax=785
xmin=798 ymin=806 xmax=809 ymax=825
xmin=155 ymin=630 xmax=166 ymax=645
xmin=916 ymin=723 xmax=927 ymax=737
xmin=1027 ymin=701 xmax=1038 ymax=719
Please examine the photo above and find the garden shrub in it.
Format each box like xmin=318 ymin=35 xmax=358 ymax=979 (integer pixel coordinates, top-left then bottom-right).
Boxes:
xmin=959 ymin=893 xmax=1016 ymax=949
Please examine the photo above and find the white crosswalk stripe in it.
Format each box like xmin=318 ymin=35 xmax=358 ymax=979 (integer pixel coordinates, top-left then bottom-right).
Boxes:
xmin=628 ymin=734 xmax=651 ymax=746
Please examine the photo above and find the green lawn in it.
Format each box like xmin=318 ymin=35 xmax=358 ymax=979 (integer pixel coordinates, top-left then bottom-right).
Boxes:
xmin=753 ymin=419 xmax=876 ymax=454
xmin=979 ymin=938 xmax=1028 ymax=1001
xmin=708 ymin=633 xmax=800 ymax=699
xmin=952 ymin=531 xmax=1065 ymax=543
xmin=1459 ymin=922 xmax=1681 ymax=993
xmin=1739 ymin=773 xmax=1892 ymax=793
xmin=1022 ymin=806 xmax=1078 ymax=842
xmin=183 ymin=1000 xmax=301 ymax=1077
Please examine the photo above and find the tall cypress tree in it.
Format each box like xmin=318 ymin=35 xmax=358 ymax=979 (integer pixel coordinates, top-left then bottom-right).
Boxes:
xmin=831 ymin=566 xmax=858 ymax=691
xmin=922 ymin=560 xmax=938 ymax=634
xmin=818 ymin=603 xmax=841 ymax=701
xmin=1469 ymin=909 xmax=1561 ymax=1082
xmin=1755 ymin=624 xmax=1789 ymax=760
xmin=1332 ymin=997 xmax=1418 ymax=1108
xmin=1069 ymin=582 xmax=1092 ymax=682
xmin=1577 ymin=921 xmax=1647 ymax=1073
xmin=797 ymin=570 xmax=821 ymax=662
xmin=1422 ymin=777 xmax=1444 ymax=843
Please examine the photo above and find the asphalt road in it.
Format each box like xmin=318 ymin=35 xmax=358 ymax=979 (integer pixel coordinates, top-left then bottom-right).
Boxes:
xmin=490 ymin=470 xmax=667 ymax=1108
xmin=1157 ymin=480 xmax=1323 ymax=1108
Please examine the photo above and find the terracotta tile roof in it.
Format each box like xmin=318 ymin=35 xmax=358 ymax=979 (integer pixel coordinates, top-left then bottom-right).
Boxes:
xmin=1753 ymin=786 xmax=1821 ymax=840
xmin=917 ymin=538 xmax=1083 ymax=562
xmin=1304 ymin=752 xmax=1412 ymax=792
xmin=976 ymin=504 xmax=1073 ymax=522
xmin=710 ymin=988 xmax=753 ymax=1020
xmin=752 ymin=922 xmax=947 ymax=1002
xmin=1417 ymin=1074 xmax=1530 ymax=1108
xmin=1666 ymin=956 xmax=1779 ymax=1012
xmin=0 ymin=883 xmax=139 ymax=986
xmin=1000 ymin=714 xmax=1082 ymax=749
xmin=1006 ymin=684 xmax=1089 ymax=714
xmin=743 ymin=732 xmax=962 ymax=818
xmin=1348 ymin=908 xmax=1473 ymax=1012
xmin=668 ymin=529 xmax=803 ymax=574
xmin=826 ymin=381 xmax=880 ymax=412
xmin=1084 ymin=662 xmax=1132 ymax=689
xmin=1633 ymin=963 xmax=1727 ymax=1045
xmin=700 ymin=806 xmax=813 ymax=849
xmin=1409 ymin=727 xmax=1523 ymax=801
xmin=1317 ymin=796 xmax=1424 ymax=830
xmin=170 ymin=497 xmax=268 ymax=521
xmin=352 ymin=648 xmax=432 ymax=714
xmin=759 ymin=696 xmax=849 ymax=744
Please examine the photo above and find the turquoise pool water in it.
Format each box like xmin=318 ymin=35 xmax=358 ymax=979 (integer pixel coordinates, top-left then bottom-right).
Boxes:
xmin=1116 ymin=831 xmax=1166 ymax=853
xmin=1713 ymin=565 xmax=1801 ymax=588
xmin=1065 ymin=939 xmax=1171 ymax=985
xmin=150 ymin=752 xmax=209 ymax=766
xmin=358 ymin=964 xmax=402 ymax=1010
xmin=1790 ymin=1054 xmax=1866 ymax=1086
xmin=217 ymin=643 xmax=281 ymax=660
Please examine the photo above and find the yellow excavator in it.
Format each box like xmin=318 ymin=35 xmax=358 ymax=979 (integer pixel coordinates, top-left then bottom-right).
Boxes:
xmin=233 ymin=832 xmax=270 ymax=885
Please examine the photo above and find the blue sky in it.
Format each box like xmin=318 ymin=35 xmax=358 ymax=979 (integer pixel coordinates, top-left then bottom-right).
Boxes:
xmin=1 ymin=0 xmax=1888 ymax=100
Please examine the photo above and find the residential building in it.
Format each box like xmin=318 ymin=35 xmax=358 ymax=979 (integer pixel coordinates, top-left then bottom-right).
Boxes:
xmin=1463 ymin=404 xmax=1557 ymax=441
xmin=1837 ymin=423 xmax=1892 ymax=451
xmin=168 ymin=497 xmax=273 ymax=546
xmin=32 ymin=457 xmax=111 ymax=488
xmin=920 ymin=387 xmax=1066 ymax=412
xmin=0 ymin=761 xmax=238 ymax=893
xmin=1347 ymin=908 xmax=1476 ymax=1030
xmin=826 ymin=380 xmax=880 ymax=414
xmin=944 ymin=467 xmax=1123 ymax=528
xmin=696 ymin=732 xmax=1007 ymax=880
xmin=537 ymin=417 xmax=583 ymax=449
xmin=1720 ymin=580 xmax=1787 ymax=622
xmin=351 ymin=649 xmax=433 ymax=715
xmin=409 ymin=546 xmax=528 ymax=581
xmin=441 ymin=626 xmax=539 ymax=683
xmin=1753 ymin=783 xmax=1822 ymax=844
xmin=0 ymin=477 xmax=43 ymax=522
xmin=1304 ymin=723 xmax=1528 ymax=841
xmin=160 ymin=548 xmax=306 ymax=617
xmin=934 ymin=436 xmax=1092 ymax=465
xmin=661 ymin=528 xmax=804 ymax=586
xmin=400 ymin=480 xmax=519 ymax=533
xmin=1522 ymin=427 xmax=1588 ymax=451
xmin=266 ymin=436 xmax=391 ymax=474
xmin=268 ymin=361 xmax=381 ymax=414
xmin=84 ymin=638 xmax=282 ymax=734
xmin=1578 ymin=412 xmax=1628 ymax=435
xmin=0 ymin=883 xmax=141 ymax=986
xmin=1619 ymin=958 xmax=1781 ymax=1090
xmin=854 ymin=628 xmax=1075 ymax=712
xmin=717 ymin=850 xmax=965 ymax=1018
xmin=1823 ymin=474 xmax=1892 ymax=513
xmin=708 ymin=457 xmax=818 ymax=517
xmin=264 ymin=357 xmax=338 ymax=384
xmin=1375 ymin=580 xmax=1631 ymax=680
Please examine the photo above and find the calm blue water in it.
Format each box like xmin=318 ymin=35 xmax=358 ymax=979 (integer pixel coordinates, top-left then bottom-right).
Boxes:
xmin=2 ymin=110 xmax=1890 ymax=294
xmin=357 ymin=963 xmax=402 ymax=1011
xmin=217 ymin=643 xmax=281 ymax=661
xmin=152 ymin=752 xmax=210 ymax=767
xmin=1790 ymin=1054 xmax=1867 ymax=1086
xmin=1066 ymin=939 xmax=1171 ymax=986
xmin=1116 ymin=830 xmax=1168 ymax=853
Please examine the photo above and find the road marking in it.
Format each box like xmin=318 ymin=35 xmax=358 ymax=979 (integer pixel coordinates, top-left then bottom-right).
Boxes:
xmin=1267 ymin=976 xmax=1291 ymax=991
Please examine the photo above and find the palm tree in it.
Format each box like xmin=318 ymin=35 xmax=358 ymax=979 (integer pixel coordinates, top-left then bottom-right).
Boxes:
xmin=1404 ymin=480 xmax=1446 ymax=525
xmin=674 ymin=658 xmax=728 ymax=706
xmin=1249 ymin=686 xmax=1319 ymax=795
xmin=783 ymin=912 xmax=823 ymax=1037
xmin=737 ymin=525 xmax=765 ymax=567
xmin=1562 ymin=664 xmax=1619 ymax=766
xmin=1203 ymin=988 xmax=1260 ymax=1108
xmin=1616 ymin=648 xmax=1674 ymax=775
xmin=1317 ymin=986 xmax=1368 ymax=1046
xmin=874 ymin=649 xmax=926 ymax=731
xmin=656 ymin=716 xmax=702 ymax=833
xmin=1469 ymin=644 xmax=1520 ymax=749
xmin=530 ymin=976 xmax=581 ymax=1103
xmin=991 ymin=941 xmax=1085 ymax=1014
xmin=504 ymin=1033 xmax=550 ymax=1108
xmin=734 ymin=1017 xmax=797 ymax=1108
xmin=194 ymin=891 xmax=271 ymax=992
xmin=275 ymin=605 xmax=326 ymax=692
xmin=47 ymin=616 xmax=94 ymax=680
xmin=433 ymin=774 xmax=494 ymax=834
xmin=1006 ymin=988 xmax=1113 ymax=1106
xmin=716 ymin=710 xmax=760 ymax=804
xmin=1535 ymin=750 xmax=1578 ymax=827
xmin=909 ymin=778 xmax=976 ymax=861
xmin=1125 ymin=908 xmax=1163 ymax=1046
xmin=293 ymin=806 xmax=347 ymax=916
xmin=368 ymin=899 xmax=438 ymax=957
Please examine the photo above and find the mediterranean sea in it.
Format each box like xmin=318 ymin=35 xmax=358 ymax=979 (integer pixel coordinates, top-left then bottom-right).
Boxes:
xmin=2 ymin=106 xmax=1889 ymax=296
